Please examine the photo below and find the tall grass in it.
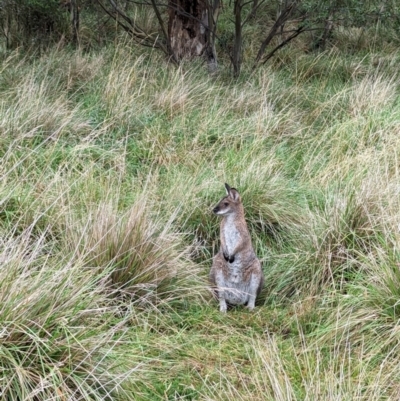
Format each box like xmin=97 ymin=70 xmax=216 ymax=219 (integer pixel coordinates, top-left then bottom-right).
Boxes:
xmin=1 ymin=40 xmax=400 ymax=399
xmin=0 ymin=229 xmax=129 ymax=400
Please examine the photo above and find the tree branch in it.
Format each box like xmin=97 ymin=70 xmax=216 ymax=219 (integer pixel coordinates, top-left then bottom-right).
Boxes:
xmin=149 ymin=0 xmax=179 ymax=63
xmin=253 ymin=0 xmax=298 ymax=65
xmin=241 ymin=0 xmax=266 ymax=27
xmin=260 ymin=25 xmax=305 ymax=65
xmin=96 ymin=0 xmax=168 ymax=53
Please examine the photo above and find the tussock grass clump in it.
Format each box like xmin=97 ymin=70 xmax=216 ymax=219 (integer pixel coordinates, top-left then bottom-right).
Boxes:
xmin=197 ymin=326 xmax=400 ymax=400
xmin=70 ymin=198 xmax=205 ymax=306
xmin=321 ymin=246 xmax=400 ymax=356
xmin=154 ymin=66 xmax=213 ymax=119
xmin=0 ymin=70 xmax=91 ymax=155
xmin=0 ymin=228 xmax=130 ymax=400
xmin=0 ymin=77 xmax=88 ymax=141
xmin=100 ymin=53 xmax=151 ymax=128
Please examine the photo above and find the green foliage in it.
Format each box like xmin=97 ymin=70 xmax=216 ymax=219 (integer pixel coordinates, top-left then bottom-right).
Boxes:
xmin=0 ymin=0 xmax=70 ymax=48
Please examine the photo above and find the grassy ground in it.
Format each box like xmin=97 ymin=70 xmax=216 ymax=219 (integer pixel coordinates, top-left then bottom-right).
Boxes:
xmin=1 ymin=37 xmax=400 ymax=400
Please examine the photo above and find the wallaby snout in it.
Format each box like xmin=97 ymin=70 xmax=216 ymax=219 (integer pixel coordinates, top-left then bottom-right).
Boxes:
xmin=212 ymin=202 xmax=229 ymax=215
xmin=209 ymin=183 xmax=264 ymax=313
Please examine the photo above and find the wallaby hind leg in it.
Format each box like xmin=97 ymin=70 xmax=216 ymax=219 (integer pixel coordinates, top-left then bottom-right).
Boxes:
xmin=246 ymin=264 xmax=264 ymax=311
xmin=218 ymin=294 xmax=228 ymax=313
xmin=246 ymin=293 xmax=257 ymax=311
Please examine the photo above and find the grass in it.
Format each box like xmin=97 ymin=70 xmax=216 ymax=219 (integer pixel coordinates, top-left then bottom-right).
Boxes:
xmin=1 ymin=35 xmax=400 ymax=399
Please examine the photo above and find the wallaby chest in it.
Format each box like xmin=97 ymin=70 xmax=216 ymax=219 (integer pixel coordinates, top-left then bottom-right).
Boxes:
xmin=221 ymin=216 xmax=241 ymax=255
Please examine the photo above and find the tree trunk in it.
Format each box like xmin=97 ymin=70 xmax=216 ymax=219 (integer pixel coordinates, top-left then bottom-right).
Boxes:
xmin=206 ymin=0 xmax=220 ymax=73
xmin=168 ymin=0 xmax=210 ymax=62
xmin=232 ymin=0 xmax=243 ymax=77
xmin=317 ymin=10 xmax=334 ymax=51
xmin=70 ymin=0 xmax=80 ymax=45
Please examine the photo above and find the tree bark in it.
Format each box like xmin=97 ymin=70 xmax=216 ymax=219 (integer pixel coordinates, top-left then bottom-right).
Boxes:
xmin=168 ymin=0 xmax=210 ymax=61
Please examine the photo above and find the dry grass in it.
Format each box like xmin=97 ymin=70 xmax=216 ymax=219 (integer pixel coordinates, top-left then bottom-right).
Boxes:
xmin=0 ymin=228 xmax=130 ymax=400
xmin=69 ymin=198 xmax=205 ymax=305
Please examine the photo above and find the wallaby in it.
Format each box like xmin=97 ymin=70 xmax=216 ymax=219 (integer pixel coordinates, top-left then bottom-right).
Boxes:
xmin=209 ymin=183 xmax=264 ymax=312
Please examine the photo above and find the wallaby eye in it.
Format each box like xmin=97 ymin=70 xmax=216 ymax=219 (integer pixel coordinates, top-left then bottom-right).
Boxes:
xmin=224 ymin=202 xmax=229 ymax=206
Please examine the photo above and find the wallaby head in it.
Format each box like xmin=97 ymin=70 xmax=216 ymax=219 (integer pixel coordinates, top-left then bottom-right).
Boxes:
xmin=212 ymin=183 xmax=242 ymax=216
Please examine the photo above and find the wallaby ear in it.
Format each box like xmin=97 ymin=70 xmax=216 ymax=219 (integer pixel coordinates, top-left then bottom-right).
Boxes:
xmin=225 ymin=183 xmax=240 ymax=201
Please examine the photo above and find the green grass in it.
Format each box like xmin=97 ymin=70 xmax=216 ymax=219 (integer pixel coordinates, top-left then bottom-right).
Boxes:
xmin=1 ymin=37 xmax=400 ymax=399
